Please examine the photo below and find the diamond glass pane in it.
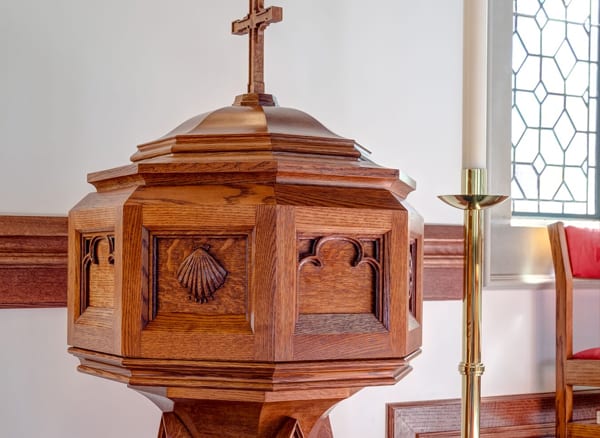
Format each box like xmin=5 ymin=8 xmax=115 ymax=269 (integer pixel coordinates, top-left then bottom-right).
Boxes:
xmin=512 ymin=0 xmax=600 ymax=218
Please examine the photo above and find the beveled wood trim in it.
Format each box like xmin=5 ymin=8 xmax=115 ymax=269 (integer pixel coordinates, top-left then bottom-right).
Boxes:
xmin=0 ymin=218 xmax=463 ymax=308
xmin=387 ymin=390 xmax=600 ymax=438
xmin=0 ymin=216 xmax=68 ymax=308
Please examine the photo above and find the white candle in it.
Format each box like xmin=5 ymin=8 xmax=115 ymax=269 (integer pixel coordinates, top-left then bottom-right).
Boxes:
xmin=462 ymin=0 xmax=488 ymax=169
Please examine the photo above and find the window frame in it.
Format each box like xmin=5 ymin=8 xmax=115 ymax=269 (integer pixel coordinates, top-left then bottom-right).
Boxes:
xmin=486 ymin=0 xmax=555 ymax=287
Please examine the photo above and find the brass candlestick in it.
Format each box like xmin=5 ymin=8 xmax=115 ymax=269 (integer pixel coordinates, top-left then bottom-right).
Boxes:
xmin=439 ymin=168 xmax=507 ymax=438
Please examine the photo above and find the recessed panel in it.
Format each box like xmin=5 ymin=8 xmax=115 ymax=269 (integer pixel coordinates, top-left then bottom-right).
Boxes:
xmin=296 ymin=234 xmax=387 ymax=335
xmin=297 ymin=236 xmax=381 ymax=315
xmin=80 ymin=233 xmax=115 ymax=314
xmin=152 ymin=234 xmax=248 ymax=318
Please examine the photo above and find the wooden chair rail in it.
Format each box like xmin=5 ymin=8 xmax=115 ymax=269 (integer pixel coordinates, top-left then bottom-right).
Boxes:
xmin=0 ymin=216 xmax=68 ymax=308
xmin=0 ymin=217 xmax=463 ymax=308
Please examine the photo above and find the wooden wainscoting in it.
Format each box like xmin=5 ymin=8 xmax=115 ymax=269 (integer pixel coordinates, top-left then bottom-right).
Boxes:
xmin=387 ymin=391 xmax=600 ymax=438
xmin=0 ymin=216 xmax=68 ymax=308
xmin=0 ymin=217 xmax=462 ymax=308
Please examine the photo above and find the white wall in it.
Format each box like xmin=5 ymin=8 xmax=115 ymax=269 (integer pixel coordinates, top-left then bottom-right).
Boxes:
xmin=1 ymin=1 xmax=591 ymax=437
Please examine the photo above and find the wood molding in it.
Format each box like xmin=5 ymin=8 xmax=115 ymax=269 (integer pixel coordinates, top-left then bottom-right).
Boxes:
xmin=423 ymin=224 xmax=463 ymax=301
xmin=387 ymin=390 xmax=600 ymax=437
xmin=0 ymin=217 xmax=462 ymax=308
xmin=0 ymin=216 xmax=68 ymax=308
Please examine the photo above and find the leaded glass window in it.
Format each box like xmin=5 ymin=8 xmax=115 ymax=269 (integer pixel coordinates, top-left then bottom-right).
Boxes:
xmin=512 ymin=0 xmax=600 ymax=218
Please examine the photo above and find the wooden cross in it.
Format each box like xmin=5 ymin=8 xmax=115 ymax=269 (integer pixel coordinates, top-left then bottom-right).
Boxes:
xmin=232 ymin=0 xmax=283 ymax=95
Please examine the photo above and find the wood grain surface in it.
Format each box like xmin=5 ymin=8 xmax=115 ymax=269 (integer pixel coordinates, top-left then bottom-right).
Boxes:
xmin=387 ymin=390 xmax=600 ymax=438
xmin=0 ymin=218 xmax=463 ymax=308
xmin=0 ymin=215 xmax=68 ymax=308
xmin=548 ymin=222 xmax=600 ymax=438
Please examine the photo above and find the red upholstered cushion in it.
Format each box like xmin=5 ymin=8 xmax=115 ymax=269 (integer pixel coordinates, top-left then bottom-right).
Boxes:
xmin=564 ymin=226 xmax=600 ymax=278
xmin=573 ymin=347 xmax=600 ymax=360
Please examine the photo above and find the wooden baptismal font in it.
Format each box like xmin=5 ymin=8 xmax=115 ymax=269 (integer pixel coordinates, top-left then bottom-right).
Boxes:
xmin=67 ymin=2 xmax=423 ymax=437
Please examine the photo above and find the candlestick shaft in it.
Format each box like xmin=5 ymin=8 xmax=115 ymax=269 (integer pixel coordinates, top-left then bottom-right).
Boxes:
xmin=460 ymin=205 xmax=485 ymax=438
xmin=438 ymin=169 xmax=508 ymax=438
xmin=460 ymin=168 xmax=486 ymax=438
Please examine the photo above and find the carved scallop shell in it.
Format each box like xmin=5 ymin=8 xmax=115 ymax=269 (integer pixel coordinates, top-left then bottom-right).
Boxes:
xmin=177 ymin=245 xmax=227 ymax=303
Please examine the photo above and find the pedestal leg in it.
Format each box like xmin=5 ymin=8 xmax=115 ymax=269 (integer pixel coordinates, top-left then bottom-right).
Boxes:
xmin=153 ymin=397 xmax=338 ymax=438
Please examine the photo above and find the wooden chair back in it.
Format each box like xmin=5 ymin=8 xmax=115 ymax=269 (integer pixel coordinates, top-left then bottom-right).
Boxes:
xmin=548 ymin=221 xmax=600 ymax=438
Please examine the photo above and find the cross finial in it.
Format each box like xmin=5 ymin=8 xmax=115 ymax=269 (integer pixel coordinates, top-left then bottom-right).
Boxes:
xmin=232 ymin=0 xmax=282 ymax=96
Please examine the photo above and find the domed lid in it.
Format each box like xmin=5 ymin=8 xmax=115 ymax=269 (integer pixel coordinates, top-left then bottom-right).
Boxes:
xmin=132 ymin=95 xmax=360 ymax=162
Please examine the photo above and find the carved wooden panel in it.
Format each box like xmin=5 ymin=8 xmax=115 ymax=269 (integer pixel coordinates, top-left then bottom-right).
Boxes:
xmin=408 ymin=238 xmax=418 ymax=319
xmin=177 ymin=245 xmax=228 ymax=303
xmin=387 ymin=390 xmax=600 ymax=438
xmin=296 ymin=234 xmax=387 ymax=334
xmin=276 ymin=416 xmax=332 ymax=438
xmin=141 ymin=227 xmax=151 ymax=326
xmin=80 ymin=233 xmax=115 ymax=314
xmin=151 ymin=234 xmax=248 ymax=319
xmin=276 ymin=418 xmax=305 ymax=438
